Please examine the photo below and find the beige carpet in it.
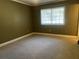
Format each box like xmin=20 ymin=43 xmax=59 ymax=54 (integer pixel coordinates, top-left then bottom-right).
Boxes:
xmin=0 ymin=34 xmax=79 ymax=59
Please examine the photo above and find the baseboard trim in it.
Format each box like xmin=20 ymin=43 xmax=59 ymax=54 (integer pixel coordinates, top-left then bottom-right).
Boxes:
xmin=32 ymin=32 xmax=78 ymax=41
xmin=0 ymin=32 xmax=78 ymax=48
xmin=33 ymin=32 xmax=77 ymax=37
xmin=0 ymin=33 xmax=34 ymax=48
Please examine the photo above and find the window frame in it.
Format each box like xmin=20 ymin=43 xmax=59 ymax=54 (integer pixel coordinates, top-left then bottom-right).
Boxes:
xmin=40 ymin=6 xmax=65 ymax=26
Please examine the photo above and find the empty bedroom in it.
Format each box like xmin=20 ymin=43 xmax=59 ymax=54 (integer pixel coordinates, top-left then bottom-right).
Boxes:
xmin=0 ymin=0 xmax=79 ymax=59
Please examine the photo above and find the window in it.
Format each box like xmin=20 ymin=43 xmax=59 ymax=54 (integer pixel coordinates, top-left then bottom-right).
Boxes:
xmin=41 ymin=6 xmax=65 ymax=25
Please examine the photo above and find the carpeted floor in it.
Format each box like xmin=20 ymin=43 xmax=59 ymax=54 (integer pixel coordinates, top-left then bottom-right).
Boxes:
xmin=0 ymin=34 xmax=79 ymax=59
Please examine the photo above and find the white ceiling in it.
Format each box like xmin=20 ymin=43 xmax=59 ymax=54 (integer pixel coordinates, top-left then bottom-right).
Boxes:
xmin=12 ymin=0 xmax=65 ymax=6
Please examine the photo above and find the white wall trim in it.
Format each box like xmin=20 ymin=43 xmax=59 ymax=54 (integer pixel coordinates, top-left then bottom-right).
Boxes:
xmin=0 ymin=32 xmax=78 ymax=48
xmin=33 ymin=32 xmax=77 ymax=37
xmin=32 ymin=32 xmax=78 ymax=41
xmin=0 ymin=33 xmax=34 ymax=48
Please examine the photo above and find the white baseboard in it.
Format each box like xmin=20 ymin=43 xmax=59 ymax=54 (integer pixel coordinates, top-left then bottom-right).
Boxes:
xmin=0 ymin=33 xmax=34 ymax=48
xmin=0 ymin=32 xmax=78 ymax=48
xmin=33 ymin=32 xmax=77 ymax=37
xmin=32 ymin=32 xmax=78 ymax=41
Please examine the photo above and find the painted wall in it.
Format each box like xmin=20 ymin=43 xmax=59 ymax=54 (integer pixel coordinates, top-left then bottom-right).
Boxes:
xmin=32 ymin=1 xmax=79 ymax=36
xmin=78 ymin=6 xmax=79 ymax=36
xmin=0 ymin=0 xmax=32 ymax=43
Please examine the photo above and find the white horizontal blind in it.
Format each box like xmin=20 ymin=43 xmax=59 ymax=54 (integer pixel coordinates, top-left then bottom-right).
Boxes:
xmin=41 ymin=7 xmax=65 ymax=25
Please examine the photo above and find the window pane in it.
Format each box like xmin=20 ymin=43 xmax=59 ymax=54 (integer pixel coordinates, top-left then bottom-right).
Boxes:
xmin=41 ymin=6 xmax=65 ymax=25
xmin=52 ymin=7 xmax=65 ymax=25
xmin=41 ymin=9 xmax=51 ymax=25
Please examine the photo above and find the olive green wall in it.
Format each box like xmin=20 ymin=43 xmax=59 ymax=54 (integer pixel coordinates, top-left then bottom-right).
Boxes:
xmin=0 ymin=0 xmax=32 ymax=43
xmin=32 ymin=1 xmax=79 ymax=36
xmin=0 ymin=0 xmax=79 ymax=44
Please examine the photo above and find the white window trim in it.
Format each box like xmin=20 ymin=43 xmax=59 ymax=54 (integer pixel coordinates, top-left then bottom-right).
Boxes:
xmin=41 ymin=6 xmax=65 ymax=26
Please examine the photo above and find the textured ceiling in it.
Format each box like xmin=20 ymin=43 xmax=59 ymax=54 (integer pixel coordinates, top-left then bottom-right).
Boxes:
xmin=12 ymin=0 xmax=65 ymax=6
